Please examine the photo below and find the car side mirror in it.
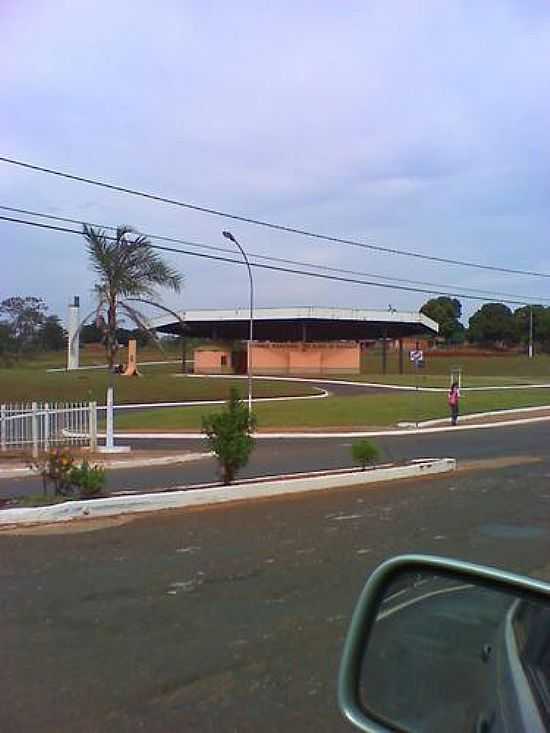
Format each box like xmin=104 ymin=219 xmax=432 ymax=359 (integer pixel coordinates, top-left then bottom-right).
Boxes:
xmin=338 ymin=555 xmax=550 ymax=733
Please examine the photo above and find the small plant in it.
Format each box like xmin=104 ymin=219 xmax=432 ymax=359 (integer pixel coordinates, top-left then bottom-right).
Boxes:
xmin=351 ymin=440 xmax=380 ymax=471
xmin=69 ymin=459 xmax=106 ymax=497
xmin=34 ymin=448 xmax=105 ymax=498
xmin=36 ymin=448 xmax=76 ymax=496
xmin=202 ymin=388 xmax=256 ymax=485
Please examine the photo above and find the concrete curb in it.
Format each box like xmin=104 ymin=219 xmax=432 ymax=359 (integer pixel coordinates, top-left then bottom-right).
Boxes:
xmin=0 ymin=458 xmax=455 ymax=527
xmin=101 ymin=388 xmax=328 ymax=411
xmin=416 ymin=403 xmax=550 ymax=427
xmin=0 ymin=451 xmax=211 ymax=480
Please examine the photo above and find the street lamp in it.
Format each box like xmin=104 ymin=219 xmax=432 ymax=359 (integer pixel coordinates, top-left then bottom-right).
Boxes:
xmin=222 ymin=230 xmax=254 ymax=415
xmin=529 ymin=304 xmax=534 ymax=359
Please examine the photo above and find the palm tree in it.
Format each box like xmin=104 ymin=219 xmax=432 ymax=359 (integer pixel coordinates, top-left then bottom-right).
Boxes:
xmin=83 ymin=224 xmax=183 ymax=367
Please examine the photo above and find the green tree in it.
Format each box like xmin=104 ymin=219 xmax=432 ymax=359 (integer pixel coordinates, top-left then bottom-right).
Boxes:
xmin=0 ymin=296 xmax=47 ymax=354
xmin=83 ymin=225 xmax=183 ymax=367
xmin=512 ymin=305 xmax=550 ymax=351
xmin=420 ymin=297 xmax=463 ymax=342
xmin=202 ymin=389 xmax=256 ymax=485
xmin=468 ymin=303 xmax=517 ymax=346
xmin=351 ymin=440 xmax=380 ymax=470
xmin=80 ymin=321 xmax=103 ymax=344
xmin=39 ymin=315 xmax=66 ymax=351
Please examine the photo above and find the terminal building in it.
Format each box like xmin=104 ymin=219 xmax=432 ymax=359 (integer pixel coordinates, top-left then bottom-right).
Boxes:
xmin=150 ymin=306 xmax=438 ymax=376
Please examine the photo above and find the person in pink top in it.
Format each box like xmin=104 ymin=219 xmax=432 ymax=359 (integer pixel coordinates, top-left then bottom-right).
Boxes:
xmin=448 ymin=382 xmax=461 ymax=426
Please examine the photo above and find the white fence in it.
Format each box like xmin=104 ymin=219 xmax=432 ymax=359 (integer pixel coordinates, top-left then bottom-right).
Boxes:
xmin=0 ymin=402 xmax=98 ymax=456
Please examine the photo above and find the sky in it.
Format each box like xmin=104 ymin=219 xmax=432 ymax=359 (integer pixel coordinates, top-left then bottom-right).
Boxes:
xmin=2 ymin=0 xmax=550 ymax=328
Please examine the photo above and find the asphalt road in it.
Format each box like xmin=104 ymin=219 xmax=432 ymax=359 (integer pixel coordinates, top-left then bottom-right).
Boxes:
xmin=2 ymin=458 xmax=550 ymax=731
xmin=2 ymin=421 xmax=549 ymax=498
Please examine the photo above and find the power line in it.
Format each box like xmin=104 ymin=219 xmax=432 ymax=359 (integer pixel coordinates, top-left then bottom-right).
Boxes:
xmin=0 ymin=212 xmax=540 ymax=307
xmin=0 ymin=154 xmax=548 ymax=280
xmin=2 ymin=203 xmax=549 ymax=304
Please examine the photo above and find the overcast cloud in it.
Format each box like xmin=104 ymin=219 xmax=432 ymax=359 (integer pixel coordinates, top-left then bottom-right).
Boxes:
xmin=2 ymin=0 xmax=550 ymax=325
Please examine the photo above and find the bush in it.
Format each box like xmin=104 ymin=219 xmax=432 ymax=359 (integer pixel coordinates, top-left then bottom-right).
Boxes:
xmin=351 ymin=440 xmax=380 ymax=471
xmin=202 ymin=388 xmax=256 ymax=485
xmin=36 ymin=448 xmax=76 ymax=496
xmin=69 ymin=460 xmax=106 ymax=497
xmin=35 ymin=449 xmax=106 ymax=497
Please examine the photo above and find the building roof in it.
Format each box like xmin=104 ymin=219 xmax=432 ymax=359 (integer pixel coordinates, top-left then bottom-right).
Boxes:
xmin=151 ymin=306 xmax=438 ymax=341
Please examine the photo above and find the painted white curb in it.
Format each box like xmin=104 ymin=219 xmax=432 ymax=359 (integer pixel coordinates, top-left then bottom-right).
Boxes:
xmin=0 ymin=458 xmax=455 ymax=527
xmin=416 ymin=403 xmax=550 ymax=427
xmin=100 ymin=388 xmax=327 ymax=411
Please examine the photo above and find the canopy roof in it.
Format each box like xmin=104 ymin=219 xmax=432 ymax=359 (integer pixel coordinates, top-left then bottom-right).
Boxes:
xmin=151 ymin=306 xmax=438 ymax=342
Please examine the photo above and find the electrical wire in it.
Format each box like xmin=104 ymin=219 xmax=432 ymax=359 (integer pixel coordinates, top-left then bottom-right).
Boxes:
xmin=1 ymin=203 xmax=548 ymax=304
xmin=0 ymin=155 xmax=548 ymax=279
xmin=0 ymin=212 xmax=541 ymax=306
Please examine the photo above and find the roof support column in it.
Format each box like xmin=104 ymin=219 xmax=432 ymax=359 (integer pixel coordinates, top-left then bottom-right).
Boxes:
xmin=398 ymin=338 xmax=404 ymax=375
xmin=381 ymin=330 xmax=388 ymax=374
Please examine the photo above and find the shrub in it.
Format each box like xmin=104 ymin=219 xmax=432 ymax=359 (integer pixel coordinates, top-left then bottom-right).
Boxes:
xmin=202 ymin=388 xmax=256 ymax=485
xmin=36 ymin=448 xmax=76 ymax=496
xmin=69 ymin=460 xmax=106 ymax=497
xmin=34 ymin=449 xmax=105 ymax=497
xmin=351 ymin=440 xmax=380 ymax=471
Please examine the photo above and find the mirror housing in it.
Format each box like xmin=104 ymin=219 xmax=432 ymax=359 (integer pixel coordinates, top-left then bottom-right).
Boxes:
xmin=338 ymin=555 xmax=550 ymax=733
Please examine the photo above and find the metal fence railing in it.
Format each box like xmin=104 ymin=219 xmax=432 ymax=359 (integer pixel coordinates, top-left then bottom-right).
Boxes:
xmin=0 ymin=402 xmax=98 ymax=456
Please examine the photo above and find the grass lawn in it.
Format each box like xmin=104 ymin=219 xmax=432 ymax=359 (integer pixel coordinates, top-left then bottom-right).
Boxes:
xmin=0 ymin=366 xmax=317 ymax=404
xmin=113 ymin=388 xmax=550 ymax=431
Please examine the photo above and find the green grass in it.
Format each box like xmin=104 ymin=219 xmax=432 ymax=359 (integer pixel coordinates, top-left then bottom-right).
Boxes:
xmin=0 ymin=365 xmax=317 ymax=404
xmin=113 ymin=388 xmax=550 ymax=431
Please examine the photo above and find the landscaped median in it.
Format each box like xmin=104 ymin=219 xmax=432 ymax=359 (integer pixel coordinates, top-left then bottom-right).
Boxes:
xmin=0 ymin=457 xmax=455 ymax=527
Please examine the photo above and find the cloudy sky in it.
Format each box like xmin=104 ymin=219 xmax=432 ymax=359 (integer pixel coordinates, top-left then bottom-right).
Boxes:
xmin=2 ymin=0 xmax=550 ymax=326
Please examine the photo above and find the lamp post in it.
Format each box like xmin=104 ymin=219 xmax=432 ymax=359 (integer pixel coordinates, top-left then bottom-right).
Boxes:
xmin=529 ymin=304 xmax=534 ymax=359
xmin=222 ymin=230 xmax=254 ymax=415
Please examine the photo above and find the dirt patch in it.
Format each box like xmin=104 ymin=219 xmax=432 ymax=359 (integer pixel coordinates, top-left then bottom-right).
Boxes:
xmin=0 ymin=515 xmax=137 ymax=536
xmin=457 ymin=456 xmax=542 ymax=472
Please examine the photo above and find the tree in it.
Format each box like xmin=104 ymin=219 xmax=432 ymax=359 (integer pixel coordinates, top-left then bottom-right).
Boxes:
xmin=420 ymin=297 xmax=463 ymax=342
xmin=468 ymin=303 xmax=517 ymax=346
xmin=513 ymin=305 xmax=548 ymax=349
xmin=202 ymin=389 xmax=256 ymax=485
xmin=0 ymin=296 xmax=47 ymax=354
xmin=39 ymin=315 xmax=66 ymax=351
xmin=351 ymin=440 xmax=380 ymax=470
xmin=80 ymin=322 xmax=103 ymax=344
xmin=0 ymin=322 xmax=13 ymax=356
xmin=83 ymin=225 xmax=183 ymax=367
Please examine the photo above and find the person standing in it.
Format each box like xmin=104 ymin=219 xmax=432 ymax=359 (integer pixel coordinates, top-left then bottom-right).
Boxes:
xmin=448 ymin=381 xmax=460 ymax=426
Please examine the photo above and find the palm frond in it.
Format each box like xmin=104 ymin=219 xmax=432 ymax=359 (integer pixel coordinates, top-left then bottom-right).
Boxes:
xmin=119 ymin=301 xmax=165 ymax=353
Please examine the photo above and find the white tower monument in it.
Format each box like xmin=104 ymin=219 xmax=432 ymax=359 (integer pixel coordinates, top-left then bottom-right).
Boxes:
xmin=67 ymin=296 xmax=80 ymax=370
